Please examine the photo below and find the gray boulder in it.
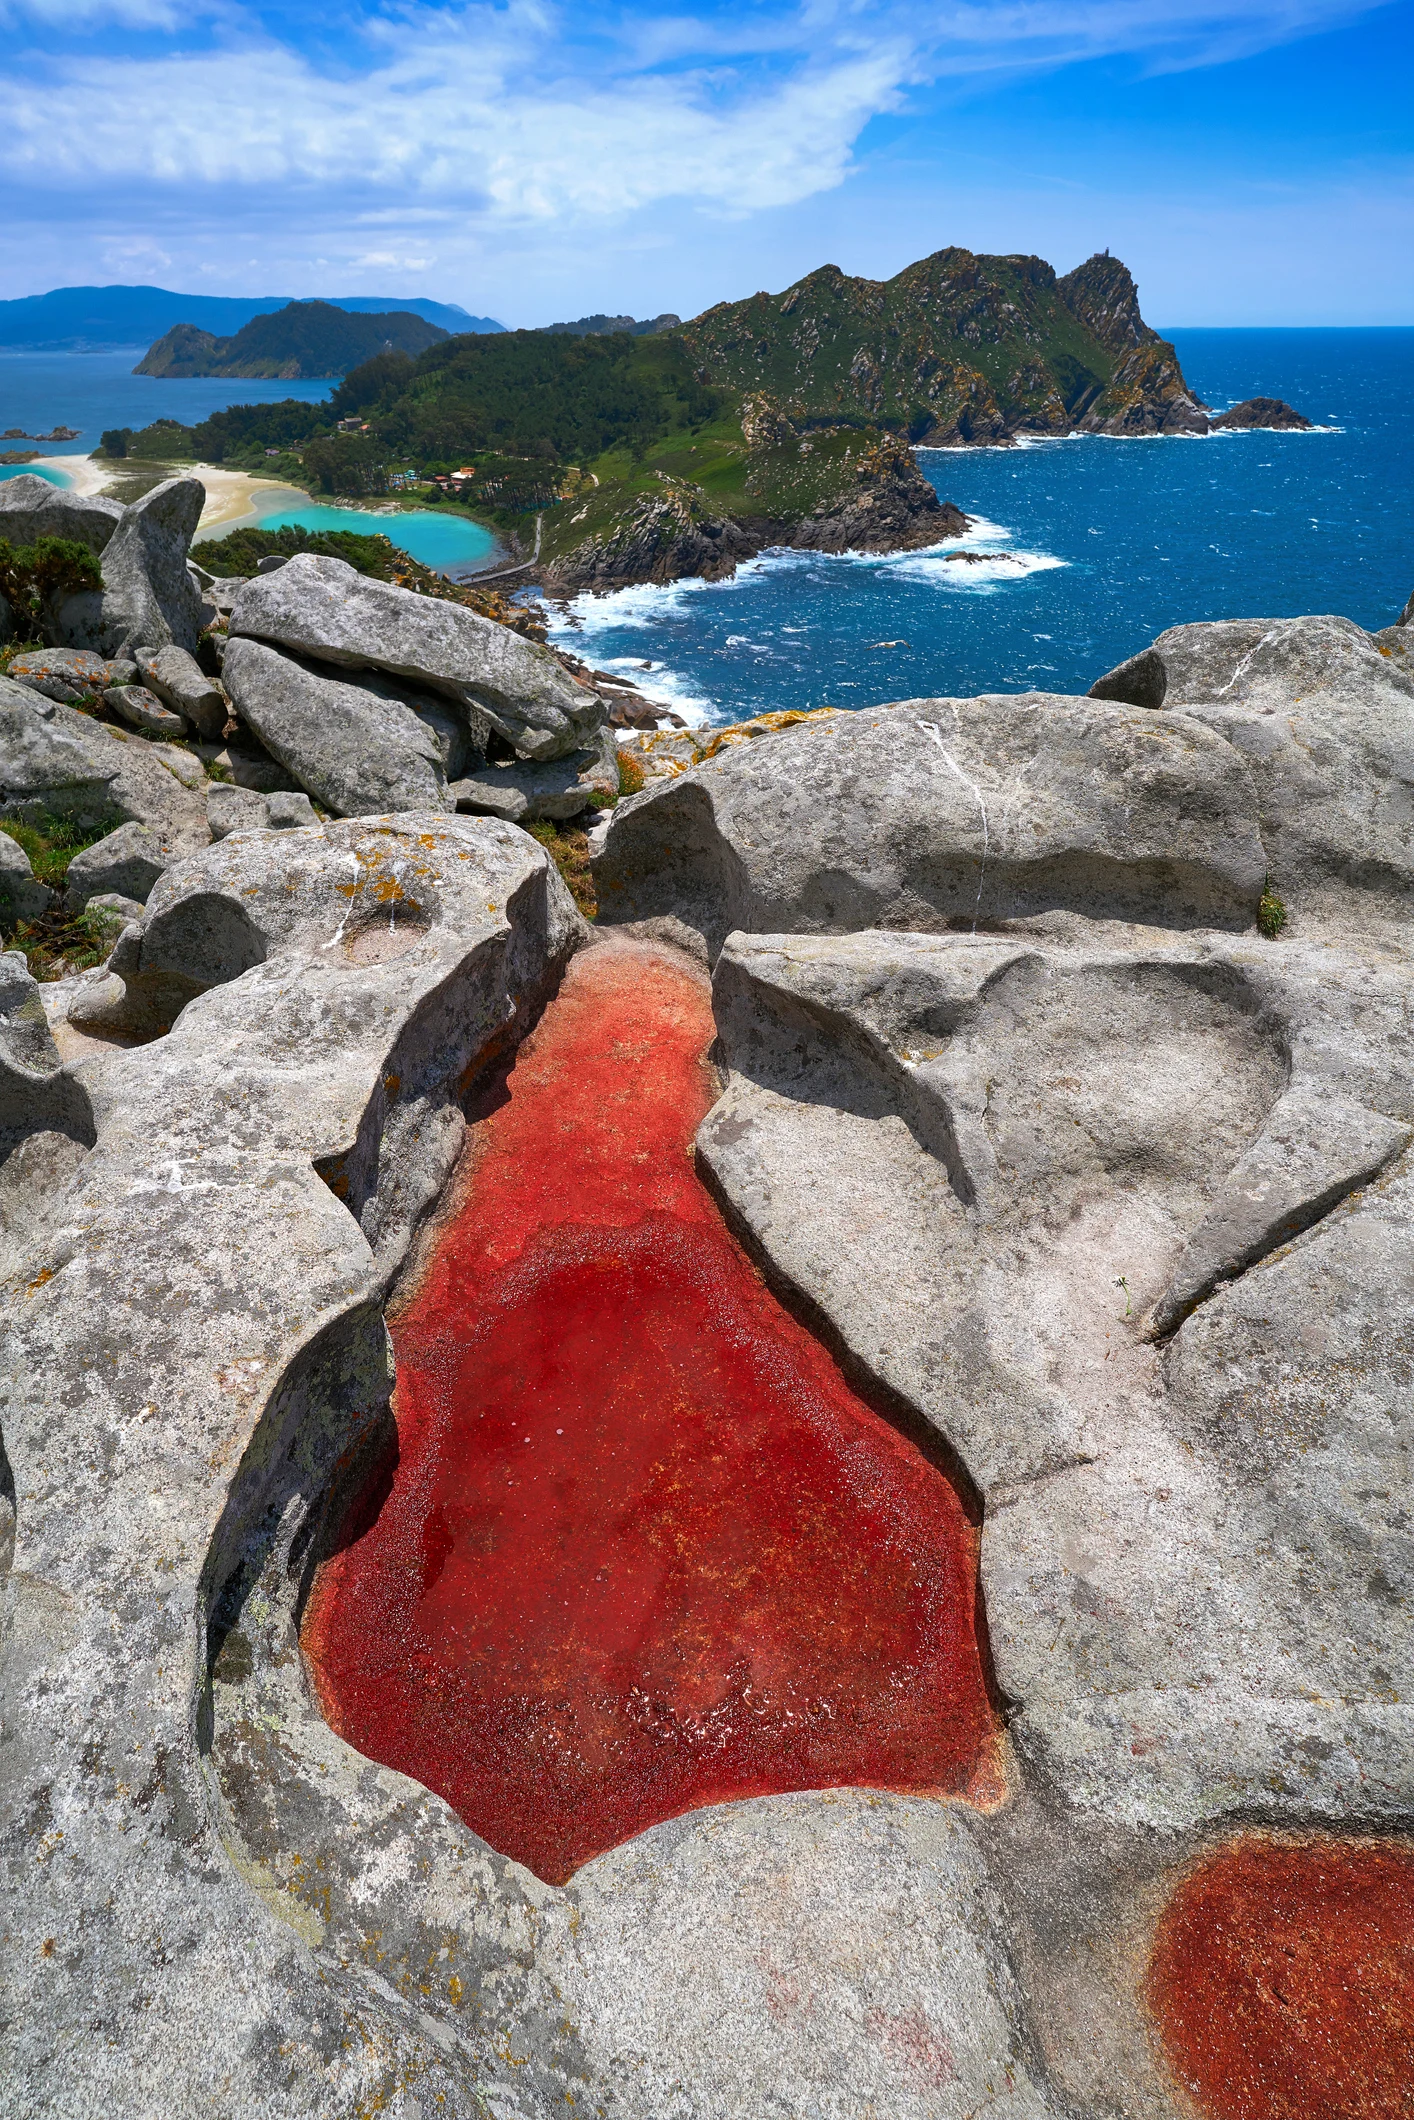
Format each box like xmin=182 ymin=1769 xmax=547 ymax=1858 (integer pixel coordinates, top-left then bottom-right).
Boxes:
xmin=0 ymin=673 xmax=210 ymax=846
xmin=55 ymin=476 xmax=207 ymax=658
xmin=206 ymin=781 xmax=270 ymax=839
xmin=228 ymin=554 xmax=604 ymax=761
xmin=451 ymin=725 xmax=619 ymax=823
xmin=698 ymin=924 xmax=1414 ymax=1843
xmin=265 ymin=789 xmax=319 ymax=830
xmin=1090 ymin=613 xmax=1414 ymax=935
xmin=137 ymin=644 xmax=228 ymax=740
xmin=7 ymin=648 xmax=120 ymax=702
xmin=222 ymin=636 xmax=453 ymax=818
xmin=103 ymin=684 xmax=187 ymax=738
xmin=83 ymin=890 xmax=146 ymax=938
xmin=148 ymin=740 xmax=206 ymax=789
xmin=594 ymin=694 xmax=1267 ymax=957
xmin=65 ymin=820 xmax=178 ymax=910
xmin=0 ymin=828 xmax=53 ymax=926
xmin=0 ymin=946 xmax=93 ymax=1161
xmin=0 ymin=470 xmax=124 ymax=555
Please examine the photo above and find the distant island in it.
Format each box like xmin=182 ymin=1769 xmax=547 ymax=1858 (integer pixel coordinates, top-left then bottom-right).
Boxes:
xmin=0 ymin=282 xmax=502 ymax=351
xmin=134 ymin=300 xmax=451 ymax=380
xmin=539 ymin=313 xmax=682 ymax=338
xmin=96 ymin=246 xmax=1312 ymax=592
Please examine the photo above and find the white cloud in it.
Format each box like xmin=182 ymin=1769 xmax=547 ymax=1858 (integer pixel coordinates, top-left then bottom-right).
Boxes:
xmin=0 ymin=0 xmax=1392 ymax=235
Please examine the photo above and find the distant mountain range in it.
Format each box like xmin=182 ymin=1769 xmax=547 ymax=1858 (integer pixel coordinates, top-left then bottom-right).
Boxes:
xmin=0 ymin=284 xmax=503 ymax=351
xmin=135 ymin=301 xmax=451 ymax=380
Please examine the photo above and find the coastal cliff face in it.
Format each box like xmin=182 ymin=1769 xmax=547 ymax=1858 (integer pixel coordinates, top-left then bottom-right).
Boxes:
xmin=537 ymin=413 xmax=965 ymax=592
xmin=682 ymin=247 xmax=1210 ymax=444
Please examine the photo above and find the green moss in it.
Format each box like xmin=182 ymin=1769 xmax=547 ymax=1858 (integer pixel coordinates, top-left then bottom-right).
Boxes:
xmin=527 ymin=819 xmax=596 ymax=920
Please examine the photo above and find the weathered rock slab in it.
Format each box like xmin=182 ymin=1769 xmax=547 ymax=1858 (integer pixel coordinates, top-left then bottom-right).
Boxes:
xmin=451 ymin=725 xmax=618 ymax=822
xmin=65 ymin=819 xmax=179 ymax=909
xmin=0 ymin=470 xmax=124 ymax=554
xmin=595 ymin=694 xmax=1266 ymax=956
xmin=0 ymin=829 xmax=52 ymax=925
xmin=222 ymin=636 xmax=453 ymax=818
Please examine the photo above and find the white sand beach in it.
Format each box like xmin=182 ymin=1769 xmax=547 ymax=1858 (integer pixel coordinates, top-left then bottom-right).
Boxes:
xmin=27 ymin=453 xmax=311 ymax=530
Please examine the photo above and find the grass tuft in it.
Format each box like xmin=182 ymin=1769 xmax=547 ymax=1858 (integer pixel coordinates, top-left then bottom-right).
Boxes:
xmin=1257 ymin=879 xmax=1288 ymax=940
xmin=527 ymin=819 xmax=596 ymax=920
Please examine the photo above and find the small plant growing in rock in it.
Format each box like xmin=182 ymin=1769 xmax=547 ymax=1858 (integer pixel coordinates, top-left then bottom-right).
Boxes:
xmin=1257 ymin=879 xmax=1288 ymax=939
xmin=528 ymin=819 xmax=596 ymax=920
xmin=0 ymin=537 xmax=102 ymax=640
xmin=617 ymin=749 xmax=647 ymax=799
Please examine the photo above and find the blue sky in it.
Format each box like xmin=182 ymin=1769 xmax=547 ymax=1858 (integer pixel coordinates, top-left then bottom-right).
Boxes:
xmin=3 ymin=0 xmax=1411 ymax=324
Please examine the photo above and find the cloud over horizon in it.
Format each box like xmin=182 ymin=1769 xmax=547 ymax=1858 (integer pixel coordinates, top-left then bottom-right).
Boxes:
xmin=2 ymin=0 xmax=1409 ymax=323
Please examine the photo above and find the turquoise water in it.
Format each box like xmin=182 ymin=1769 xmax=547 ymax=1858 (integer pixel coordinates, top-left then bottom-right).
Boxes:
xmin=200 ymin=500 xmax=498 ymax=570
xmin=0 ymin=463 xmax=68 ymax=485
xmin=546 ymin=327 xmax=1414 ymax=726
xmin=0 ymin=348 xmax=332 ymax=453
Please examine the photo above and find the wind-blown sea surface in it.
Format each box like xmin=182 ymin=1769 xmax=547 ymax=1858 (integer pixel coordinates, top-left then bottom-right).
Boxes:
xmin=544 ymin=329 xmax=1414 ymax=727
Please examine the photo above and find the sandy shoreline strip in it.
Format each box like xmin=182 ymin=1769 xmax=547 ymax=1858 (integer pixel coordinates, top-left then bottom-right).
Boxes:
xmin=27 ymin=454 xmax=312 ymax=532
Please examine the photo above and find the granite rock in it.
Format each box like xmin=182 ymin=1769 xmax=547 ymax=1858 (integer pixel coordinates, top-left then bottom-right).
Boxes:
xmin=697 ymin=925 xmax=1414 ymax=1839
xmin=594 ymin=694 xmax=1267 ymax=957
xmin=0 ymin=675 xmax=210 ymax=846
xmin=55 ymin=476 xmax=207 ymax=657
xmin=103 ymin=682 xmax=187 ymax=738
xmin=1090 ymin=613 xmax=1414 ymax=937
xmin=451 ymin=725 xmax=619 ymax=822
xmin=222 ymin=636 xmax=453 ymax=818
xmin=64 ymin=819 xmax=179 ymax=910
xmin=137 ymin=644 xmax=229 ymax=741
xmin=0 ymin=828 xmax=52 ymax=926
xmin=0 ymin=470 xmax=124 ymax=554
xmin=207 ymin=781 xmax=272 ymax=839
xmin=1 ymin=816 xmax=592 ymax=2117
xmin=228 ymin=554 xmax=605 ymax=761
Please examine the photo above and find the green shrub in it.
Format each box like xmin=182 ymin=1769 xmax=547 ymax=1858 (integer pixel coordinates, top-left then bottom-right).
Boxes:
xmin=197 ymin=524 xmax=411 ymax=579
xmin=0 ymin=537 xmax=102 ymax=635
xmin=1257 ymin=879 xmax=1288 ymax=940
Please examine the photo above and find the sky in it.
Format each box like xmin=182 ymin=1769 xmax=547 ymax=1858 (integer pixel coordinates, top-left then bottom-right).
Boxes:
xmin=3 ymin=0 xmax=1411 ymax=326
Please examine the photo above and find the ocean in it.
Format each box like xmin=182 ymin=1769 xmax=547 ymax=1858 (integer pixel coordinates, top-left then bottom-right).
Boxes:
xmin=544 ymin=328 xmax=1414 ymax=726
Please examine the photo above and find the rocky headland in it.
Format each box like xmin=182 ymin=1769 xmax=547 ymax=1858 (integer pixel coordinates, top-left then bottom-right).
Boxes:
xmin=3 ymin=465 xmax=1411 ymax=2120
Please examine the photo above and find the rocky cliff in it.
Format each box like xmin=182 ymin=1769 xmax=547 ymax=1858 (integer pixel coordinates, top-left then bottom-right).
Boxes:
xmin=683 ymin=247 xmax=1212 ymax=443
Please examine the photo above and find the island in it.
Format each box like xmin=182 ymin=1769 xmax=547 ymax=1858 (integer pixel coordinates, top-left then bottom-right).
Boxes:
xmin=134 ymin=300 xmax=449 ymax=380
xmin=106 ymin=247 xmax=1313 ymax=591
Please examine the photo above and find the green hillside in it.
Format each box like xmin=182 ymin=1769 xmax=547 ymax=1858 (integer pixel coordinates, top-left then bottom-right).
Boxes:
xmin=683 ymin=249 xmax=1208 ymax=442
xmin=134 ymin=300 xmax=449 ymax=380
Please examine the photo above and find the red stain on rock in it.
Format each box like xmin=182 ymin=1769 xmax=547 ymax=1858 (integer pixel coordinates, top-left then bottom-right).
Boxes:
xmin=1148 ymin=1835 xmax=1414 ymax=2120
xmin=302 ymin=940 xmax=1001 ymax=1885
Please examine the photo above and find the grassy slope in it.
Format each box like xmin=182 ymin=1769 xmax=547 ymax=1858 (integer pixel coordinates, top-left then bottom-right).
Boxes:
xmin=683 ymin=249 xmax=1135 ymax=437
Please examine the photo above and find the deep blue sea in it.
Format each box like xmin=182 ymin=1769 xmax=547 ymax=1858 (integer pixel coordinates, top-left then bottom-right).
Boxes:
xmin=0 ymin=346 xmax=333 ymax=448
xmin=543 ymin=328 xmax=1414 ymax=726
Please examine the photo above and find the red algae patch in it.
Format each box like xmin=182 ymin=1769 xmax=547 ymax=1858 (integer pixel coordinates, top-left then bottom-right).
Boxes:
xmin=1148 ymin=1836 xmax=1414 ymax=2120
xmin=302 ymin=940 xmax=1001 ymax=1885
